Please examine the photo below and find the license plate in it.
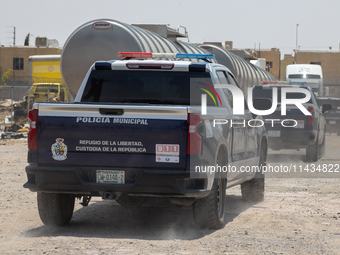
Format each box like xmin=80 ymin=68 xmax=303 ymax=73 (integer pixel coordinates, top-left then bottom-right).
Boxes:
xmin=96 ymin=170 xmax=125 ymax=184
xmin=268 ymin=130 xmax=280 ymax=137
xmin=329 ymin=121 xmax=336 ymax=124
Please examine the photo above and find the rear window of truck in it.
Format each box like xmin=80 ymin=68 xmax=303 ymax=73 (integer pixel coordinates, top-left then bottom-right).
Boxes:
xmin=81 ymin=70 xmax=215 ymax=105
xmin=252 ymin=88 xmax=313 ymax=104
xmin=317 ymin=99 xmax=340 ymax=109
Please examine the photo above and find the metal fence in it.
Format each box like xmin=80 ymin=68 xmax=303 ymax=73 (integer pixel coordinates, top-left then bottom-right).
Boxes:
xmin=0 ymin=76 xmax=72 ymax=126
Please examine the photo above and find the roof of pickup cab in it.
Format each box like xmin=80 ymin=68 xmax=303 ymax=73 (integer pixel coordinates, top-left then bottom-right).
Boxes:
xmin=253 ymin=84 xmax=311 ymax=90
xmin=91 ymin=59 xmax=228 ymax=73
xmin=317 ymin=96 xmax=340 ymax=101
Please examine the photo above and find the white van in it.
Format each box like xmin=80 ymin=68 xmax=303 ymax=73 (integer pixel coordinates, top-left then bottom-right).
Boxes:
xmin=286 ymin=64 xmax=323 ymax=95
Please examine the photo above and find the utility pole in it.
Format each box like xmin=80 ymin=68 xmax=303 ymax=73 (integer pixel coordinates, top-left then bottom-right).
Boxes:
xmin=13 ymin=27 xmax=16 ymax=46
xmin=295 ymin=24 xmax=299 ymax=63
xmin=7 ymin=26 xmax=16 ymax=46
xmin=296 ymin=24 xmax=299 ymax=52
xmin=259 ymin=43 xmax=261 ymax=58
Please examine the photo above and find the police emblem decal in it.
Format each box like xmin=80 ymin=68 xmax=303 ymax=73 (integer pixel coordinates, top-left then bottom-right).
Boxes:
xmin=51 ymin=138 xmax=68 ymax=161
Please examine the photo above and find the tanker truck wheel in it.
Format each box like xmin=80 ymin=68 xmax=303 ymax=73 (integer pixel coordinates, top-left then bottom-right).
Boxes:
xmin=37 ymin=192 xmax=75 ymax=226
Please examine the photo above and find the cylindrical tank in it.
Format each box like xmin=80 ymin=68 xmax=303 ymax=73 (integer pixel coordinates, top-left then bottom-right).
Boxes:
xmin=61 ymin=19 xmax=212 ymax=97
xmin=61 ymin=19 xmax=275 ymax=97
xmin=198 ymin=44 xmax=275 ymax=92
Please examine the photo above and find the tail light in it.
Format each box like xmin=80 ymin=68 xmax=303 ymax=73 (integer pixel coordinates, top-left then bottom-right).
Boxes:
xmin=28 ymin=109 xmax=38 ymax=151
xmin=307 ymin=106 xmax=314 ymax=125
xmin=187 ymin=114 xmax=203 ymax=155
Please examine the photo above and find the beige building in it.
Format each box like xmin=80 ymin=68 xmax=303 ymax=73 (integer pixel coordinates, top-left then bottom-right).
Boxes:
xmin=248 ymin=48 xmax=340 ymax=95
xmin=0 ymin=46 xmax=62 ymax=101
xmin=280 ymin=51 xmax=340 ymax=96
xmin=247 ymin=48 xmax=281 ymax=79
xmin=0 ymin=46 xmax=62 ymax=77
xmin=280 ymin=54 xmax=295 ymax=79
xmin=282 ymin=50 xmax=340 ymax=85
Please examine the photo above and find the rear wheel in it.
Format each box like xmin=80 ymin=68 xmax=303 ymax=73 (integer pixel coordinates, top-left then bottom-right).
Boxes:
xmin=193 ymin=177 xmax=226 ymax=229
xmin=241 ymin=171 xmax=265 ymax=202
xmin=319 ymin=132 xmax=326 ymax=158
xmin=241 ymin=140 xmax=266 ymax=202
xmin=306 ymin=140 xmax=318 ymax=162
xmin=37 ymin=193 xmax=75 ymax=226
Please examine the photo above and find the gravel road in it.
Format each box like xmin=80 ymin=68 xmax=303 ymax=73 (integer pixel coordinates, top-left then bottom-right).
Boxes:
xmin=0 ymin=136 xmax=339 ymax=254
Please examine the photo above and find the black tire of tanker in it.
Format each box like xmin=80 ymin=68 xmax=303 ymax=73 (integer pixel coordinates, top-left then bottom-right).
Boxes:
xmin=306 ymin=134 xmax=319 ymax=162
xmin=193 ymin=177 xmax=226 ymax=229
xmin=37 ymin=192 xmax=75 ymax=226
xmin=241 ymin=140 xmax=266 ymax=202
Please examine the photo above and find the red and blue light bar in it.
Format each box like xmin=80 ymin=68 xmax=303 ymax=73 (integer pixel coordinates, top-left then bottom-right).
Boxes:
xmin=260 ymin=80 xmax=277 ymax=84
xmin=118 ymin=52 xmax=214 ymax=60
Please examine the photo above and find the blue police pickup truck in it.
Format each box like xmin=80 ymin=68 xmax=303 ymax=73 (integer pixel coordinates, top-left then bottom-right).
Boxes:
xmin=252 ymin=84 xmax=332 ymax=162
xmin=24 ymin=53 xmax=268 ymax=229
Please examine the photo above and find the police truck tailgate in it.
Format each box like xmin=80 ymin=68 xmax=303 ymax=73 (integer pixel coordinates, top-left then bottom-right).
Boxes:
xmin=265 ymin=105 xmax=311 ymax=135
xmin=30 ymin=103 xmax=188 ymax=169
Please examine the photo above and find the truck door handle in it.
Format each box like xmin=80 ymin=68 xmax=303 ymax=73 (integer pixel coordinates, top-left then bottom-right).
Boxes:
xmin=99 ymin=108 xmax=124 ymax=115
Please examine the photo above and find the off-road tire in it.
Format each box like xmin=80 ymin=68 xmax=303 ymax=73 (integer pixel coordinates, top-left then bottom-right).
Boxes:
xmin=319 ymin=132 xmax=326 ymax=158
xmin=306 ymin=141 xmax=318 ymax=162
xmin=193 ymin=177 xmax=226 ymax=229
xmin=241 ymin=171 xmax=265 ymax=202
xmin=37 ymin=193 xmax=75 ymax=226
xmin=241 ymin=140 xmax=266 ymax=202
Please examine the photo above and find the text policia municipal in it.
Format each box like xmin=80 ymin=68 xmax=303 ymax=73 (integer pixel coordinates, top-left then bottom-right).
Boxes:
xmin=76 ymin=117 xmax=148 ymax=125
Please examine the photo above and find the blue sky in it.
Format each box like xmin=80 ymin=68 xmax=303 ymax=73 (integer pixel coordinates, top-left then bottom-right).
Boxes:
xmin=1 ymin=0 xmax=338 ymax=57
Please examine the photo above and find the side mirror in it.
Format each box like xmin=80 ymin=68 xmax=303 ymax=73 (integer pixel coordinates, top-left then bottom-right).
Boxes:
xmin=322 ymin=103 xmax=332 ymax=114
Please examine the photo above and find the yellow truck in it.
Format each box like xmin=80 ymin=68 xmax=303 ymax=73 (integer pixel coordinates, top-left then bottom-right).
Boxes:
xmin=28 ymin=55 xmax=69 ymax=108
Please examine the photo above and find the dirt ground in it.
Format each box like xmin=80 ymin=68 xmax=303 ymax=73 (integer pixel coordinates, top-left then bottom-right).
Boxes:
xmin=0 ymin=136 xmax=339 ymax=255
